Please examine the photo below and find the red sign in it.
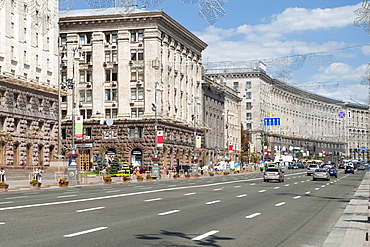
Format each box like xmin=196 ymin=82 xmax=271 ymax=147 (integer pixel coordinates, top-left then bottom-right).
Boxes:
xmin=157 ymin=131 xmax=163 ymax=147
xmin=228 ymin=142 xmax=233 ymax=151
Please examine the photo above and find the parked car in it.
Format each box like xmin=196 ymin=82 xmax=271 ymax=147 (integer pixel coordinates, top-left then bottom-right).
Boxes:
xmin=297 ymin=163 xmax=306 ymax=169
xmin=263 ymin=168 xmax=284 ymax=183
xmin=139 ymin=167 xmax=152 ymax=174
xmin=307 ymin=164 xmax=320 ymax=176
xmin=288 ymin=164 xmax=298 ymax=169
xmin=312 ymin=169 xmax=330 ymax=181
xmin=328 ymin=168 xmax=338 ymax=178
xmin=344 ymin=166 xmax=355 ymax=174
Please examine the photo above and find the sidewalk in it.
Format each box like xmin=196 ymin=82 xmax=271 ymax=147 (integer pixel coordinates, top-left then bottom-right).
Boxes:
xmin=322 ymin=170 xmax=370 ymax=247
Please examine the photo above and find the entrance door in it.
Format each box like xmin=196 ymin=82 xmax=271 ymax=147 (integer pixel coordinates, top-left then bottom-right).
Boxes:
xmin=131 ymin=149 xmax=142 ymax=167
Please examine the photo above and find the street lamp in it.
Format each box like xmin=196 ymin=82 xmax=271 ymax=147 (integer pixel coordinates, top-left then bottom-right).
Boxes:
xmin=224 ymin=110 xmax=233 ymax=173
xmin=189 ymin=96 xmax=201 ymax=175
xmin=62 ymin=47 xmax=82 ymax=185
xmin=148 ymin=81 xmax=163 ymax=179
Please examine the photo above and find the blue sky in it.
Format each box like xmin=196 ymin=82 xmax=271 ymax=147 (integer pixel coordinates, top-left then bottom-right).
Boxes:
xmin=69 ymin=0 xmax=369 ymax=104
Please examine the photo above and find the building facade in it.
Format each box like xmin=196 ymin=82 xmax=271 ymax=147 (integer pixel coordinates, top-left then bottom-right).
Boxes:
xmin=206 ymin=70 xmax=370 ymax=163
xmin=59 ymin=7 xmax=209 ymax=170
xmin=0 ymin=0 xmax=59 ymax=168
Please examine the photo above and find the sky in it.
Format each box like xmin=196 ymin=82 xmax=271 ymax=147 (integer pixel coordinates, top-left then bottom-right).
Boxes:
xmin=69 ymin=0 xmax=370 ymax=105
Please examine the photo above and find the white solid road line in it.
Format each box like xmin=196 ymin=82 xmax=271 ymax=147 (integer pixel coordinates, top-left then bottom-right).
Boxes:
xmin=293 ymin=196 xmax=301 ymax=199
xmin=144 ymin=198 xmax=162 ymax=202
xmin=192 ymin=230 xmax=220 ymax=241
xmin=0 ymin=201 xmax=13 ymax=205
xmin=237 ymin=194 xmax=247 ymax=198
xmin=258 ymin=190 xmax=266 ymax=193
xmin=0 ymin=222 xmax=5 ymax=224
xmin=158 ymin=210 xmax=180 ymax=216
xmin=64 ymin=227 xmax=108 ymax=238
xmin=275 ymin=202 xmax=286 ymax=207
xmin=76 ymin=207 xmax=105 ymax=213
xmin=246 ymin=213 xmax=261 ymax=219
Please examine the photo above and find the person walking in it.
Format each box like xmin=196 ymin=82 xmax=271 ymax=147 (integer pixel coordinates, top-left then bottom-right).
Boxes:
xmin=0 ymin=168 xmax=5 ymax=182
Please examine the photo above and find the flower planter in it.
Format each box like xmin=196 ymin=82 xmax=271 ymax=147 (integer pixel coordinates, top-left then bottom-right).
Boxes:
xmin=209 ymin=174 xmax=214 ymax=177
xmin=0 ymin=184 xmax=9 ymax=191
xmin=137 ymin=178 xmax=144 ymax=181
xmin=123 ymin=178 xmax=131 ymax=182
xmin=31 ymin=183 xmax=41 ymax=188
xmin=185 ymin=176 xmax=190 ymax=179
xmin=104 ymin=180 xmax=112 ymax=184
xmin=59 ymin=182 xmax=69 ymax=187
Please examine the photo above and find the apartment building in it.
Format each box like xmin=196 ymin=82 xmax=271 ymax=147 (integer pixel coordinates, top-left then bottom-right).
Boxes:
xmin=0 ymin=0 xmax=59 ymax=167
xmin=206 ymin=70 xmax=370 ymax=163
xmin=59 ymin=7 xmax=209 ymax=170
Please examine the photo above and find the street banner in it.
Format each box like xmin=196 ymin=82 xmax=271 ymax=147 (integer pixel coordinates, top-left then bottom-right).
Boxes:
xmin=112 ymin=129 xmax=118 ymax=139
xmin=75 ymin=116 xmax=83 ymax=138
xmin=103 ymin=129 xmax=110 ymax=139
xmin=250 ymin=144 xmax=255 ymax=154
xmin=157 ymin=131 xmax=163 ymax=147
xmin=196 ymin=136 xmax=201 ymax=149
xmin=228 ymin=142 xmax=233 ymax=151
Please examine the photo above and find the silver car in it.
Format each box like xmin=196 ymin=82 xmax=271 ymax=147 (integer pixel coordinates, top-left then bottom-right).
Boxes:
xmin=263 ymin=168 xmax=284 ymax=183
xmin=312 ymin=169 xmax=330 ymax=181
xmin=307 ymin=164 xmax=320 ymax=176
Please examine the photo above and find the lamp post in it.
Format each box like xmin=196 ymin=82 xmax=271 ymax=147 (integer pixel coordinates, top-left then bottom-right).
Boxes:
xmin=62 ymin=47 xmax=81 ymax=185
xmin=225 ymin=110 xmax=233 ymax=173
xmin=190 ymin=96 xmax=201 ymax=175
xmin=148 ymin=82 xmax=163 ymax=179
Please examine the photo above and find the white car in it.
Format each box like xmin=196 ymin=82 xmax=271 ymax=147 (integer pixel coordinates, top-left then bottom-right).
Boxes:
xmin=307 ymin=164 xmax=320 ymax=176
xmin=263 ymin=168 xmax=284 ymax=183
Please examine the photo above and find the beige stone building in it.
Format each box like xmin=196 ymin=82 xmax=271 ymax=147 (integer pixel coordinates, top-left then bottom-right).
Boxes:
xmin=206 ymin=70 xmax=370 ymax=163
xmin=0 ymin=0 xmax=59 ymax=167
xmin=59 ymin=7 xmax=209 ymax=170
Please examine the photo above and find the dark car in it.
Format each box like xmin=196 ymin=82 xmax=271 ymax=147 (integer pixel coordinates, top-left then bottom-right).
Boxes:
xmin=344 ymin=166 xmax=355 ymax=174
xmin=139 ymin=167 xmax=152 ymax=174
xmin=328 ymin=168 xmax=338 ymax=178
xmin=176 ymin=165 xmax=191 ymax=173
xmin=297 ymin=163 xmax=306 ymax=169
xmin=338 ymin=164 xmax=345 ymax=169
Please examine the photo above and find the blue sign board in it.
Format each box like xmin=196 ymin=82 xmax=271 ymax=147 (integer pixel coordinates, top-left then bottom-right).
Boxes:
xmin=264 ymin=118 xmax=281 ymax=126
xmin=337 ymin=111 xmax=346 ymax=119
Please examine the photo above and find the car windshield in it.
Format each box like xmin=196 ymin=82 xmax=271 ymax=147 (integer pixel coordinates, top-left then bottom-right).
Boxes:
xmin=309 ymin=165 xmax=318 ymax=168
xmin=266 ymin=168 xmax=279 ymax=172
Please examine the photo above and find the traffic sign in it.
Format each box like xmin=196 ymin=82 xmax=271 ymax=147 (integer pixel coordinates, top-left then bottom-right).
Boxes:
xmin=264 ymin=118 xmax=281 ymax=126
xmin=337 ymin=111 xmax=346 ymax=119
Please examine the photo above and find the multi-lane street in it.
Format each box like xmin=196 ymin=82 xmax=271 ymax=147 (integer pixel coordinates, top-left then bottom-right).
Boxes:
xmin=0 ymin=169 xmax=365 ymax=247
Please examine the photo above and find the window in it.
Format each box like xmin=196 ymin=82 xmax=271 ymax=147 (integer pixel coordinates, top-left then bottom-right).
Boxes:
xmin=0 ymin=90 xmax=5 ymax=105
xmin=105 ymin=69 xmax=118 ymax=82
xmin=130 ymin=68 xmax=144 ymax=81
xmin=105 ymin=89 xmax=117 ymax=101
xmin=61 ymin=96 xmax=67 ymax=102
xmin=138 ymin=127 xmax=144 ymax=138
xmin=130 ymin=88 xmax=144 ymax=100
xmin=61 ymin=110 xmax=67 ymax=119
xmin=13 ymin=118 xmax=19 ymax=132
xmin=105 ymin=108 xmax=118 ymax=119
xmin=79 ymin=32 xmax=92 ymax=45
xmin=112 ymin=50 xmax=118 ymax=62
xmin=246 ymin=112 xmax=252 ymax=120
xmin=246 ymin=102 xmax=252 ymax=109
xmin=129 ymin=128 xmax=135 ymax=138
xmin=38 ymin=99 xmax=43 ymax=112
xmin=130 ymin=30 xmax=144 ymax=42
xmin=233 ymin=81 xmax=239 ymax=90
xmin=60 ymin=34 xmax=66 ymax=46
xmin=131 ymin=49 xmax=144 ymax=61
xmin=85 ymin=128 xmax=92 ymax=138
xmin=131 ymin=108 xmax=144 ymax=118
xmin=246 ymin=81 xmax=252 ymax=89
xmin=80 ymin=109 xmax=92 ymax=119
xmin=245 ymin=92 xmax=252 ymax=99
xmin=79 ymin=70 xmax=92 ymax=83
xmin=105 ymin=31 xmax=117 ymax=43
xmin=79 ymin=90 xmax=92 ymax=102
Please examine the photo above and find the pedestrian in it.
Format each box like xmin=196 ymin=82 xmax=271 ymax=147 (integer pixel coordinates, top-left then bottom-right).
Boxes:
xmin=37 ymin=168 xmax=44 ymax=182
xmin=0 ymin=168 xmax=5 ymax=182
xmin=135 ymin=167 xmax=141 ymax=178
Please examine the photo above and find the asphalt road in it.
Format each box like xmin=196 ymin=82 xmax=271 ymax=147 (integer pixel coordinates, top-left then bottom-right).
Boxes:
xmin=0 ymin=169 xmax=365 ymax=247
